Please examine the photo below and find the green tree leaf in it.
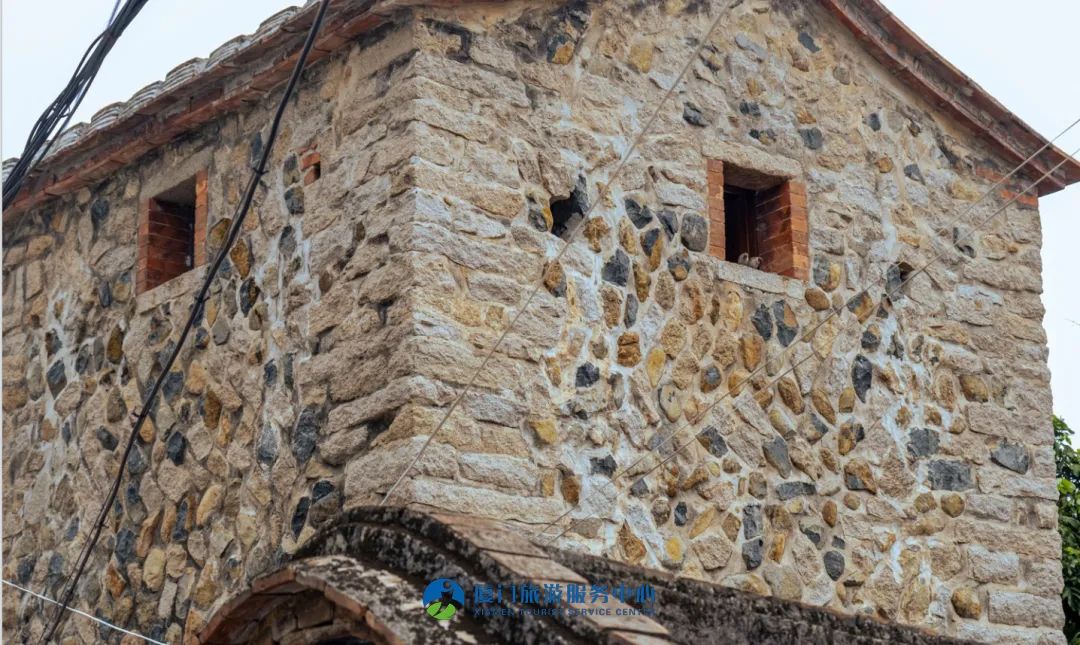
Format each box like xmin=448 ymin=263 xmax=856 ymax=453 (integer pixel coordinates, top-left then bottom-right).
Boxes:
xmin=1054 ymin=416 xmax=1080 ymax=642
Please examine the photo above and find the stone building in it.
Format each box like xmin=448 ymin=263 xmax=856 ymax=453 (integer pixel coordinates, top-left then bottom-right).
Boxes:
xmin=3 ymin=0 xmax=1079 ymax=643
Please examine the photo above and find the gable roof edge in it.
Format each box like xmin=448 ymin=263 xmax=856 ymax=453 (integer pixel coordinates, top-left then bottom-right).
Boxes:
xmin=821 ymin=0 xmax=1079 ymax=196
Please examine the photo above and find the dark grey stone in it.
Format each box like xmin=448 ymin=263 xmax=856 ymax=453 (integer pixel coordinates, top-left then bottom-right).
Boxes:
xmin=928 ymin=460 xmax=973 ymax=491
xmin=907 ymin=428 xmax=939 ymax=458
xmin=773 ymin=300 xmax=798 ymax=347
xmin=674 ymin=502 xmax=688 ymax=526
xmin=46 ymin=361 xmax=67 ymax=397
xmin=90 ymin=198 xmax=110 ymax=229
xmin=292 ymin=408 xmax=320 ymax=464
xmin=799 ymin=128 xmax=824 ymax=150
xmin=624 ymin=295 xmax=638 ymax=327
xmin=256 ymin=424 xmax=279 ymax=466
xmin=97 ymin=281 xmax=112 ymax=308
xmin=749 ymin=128 xmax=776 ymax=143
xmin=991 ymin=440 xmax=1030 ymax=474
xmin=264 ymin=360 xmax=277 ymax=386
xmin=641 ymin=228 xmax=661 ymax=256
xmin=173 ymin=498 xmax=190 ymax=542
xmin=126 ymin=480 xmax=141 ymax=507
xmin=162 ymin=370 xmax=184 ymax=402
xmin=798 ymin=31 xmax=821 ymax=53
xmin=590 ymin=454 xmax=617 ymax=477
xmin=866 ymin=113 xmax=881 ymax=131
xmin=812 ymin=256 xmax=835 ymax=291
xmin=763 ymin=435 xmax=792 ymax=478
xmin=851 ymin=355 xmax=872 ymax=402
xmin=601 ymin=250 xmax=630 ymax=286
xmin=126 ymin=447 xmax=147 ymax=476
xmin=292 ymin=496 xmax=310 ymax=538
xmin=739 ymin=101 xmax=761 ymax=117
xmin=682 ymin=102 xmax=708 ymax=127
xmin=625 ymin=198 xmax=653 ymax=229
xmin=702 ymin=366 xmax=722 ymax=391
xmin=16 ymin=557 xmax=35 ymax=584
xmin=806 ymin=414 xmax=831 ymax=442
xmin=284 ymin=186 xmax=304 ymax=214
xmin=75 ymin=344 xmax=93 ymax=374
xmin=742 ymin=538 xmax=763 ymax=570
xmin=698 ymin=426 xmax=728 ymax=457
xmin=212 ymin=317 xmax=230 ymax=345
xmin=239 ymin=278 xmax=261 ymax=315
xmin=313 ymin=480 xmax=336 ymax=501
xmin=114 ymin=528 xmax=136 ymax=564
xmin=667 ymin=252 xmax=691 ymax=280
xmin=45 ymin=330 xmax=61 ymax=356
xmin=279 ymin=225 xmax=297 ymax=256
xmin=861 ymin=327 xmax=881 ymax=351
xmin=629 ymin=479 xmax=649 ymax=497
xmin=166 ymin=431 xmax=186 ymax=465
xmin=800 ymin=523 xmax=824 ymax=548
xmin=96 ymin=427 xmax=118 ymax=451
xmin=576 ymin=363 xmax=600 ymax=388
xmin=743 ymin=504 xmax=763 ymax=539
xmin=657 ymin=210 xmax=678 ymax=239
xmin=903 ymin=164 xmax=924 ymax=183
xmin=776 ymin=481 xmax=816 ymax=501
xmin=680 ymin=214 xmax=708 ymax=252
xmin=824 ymin=551 xmax=845 ymax=580
xmin=751 ymin=304 xmax=773 ymax=340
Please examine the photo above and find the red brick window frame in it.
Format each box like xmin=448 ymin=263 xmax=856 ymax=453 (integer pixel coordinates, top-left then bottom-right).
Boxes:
xmin=707 ymin=159 xmax=808 ymax=280
xmin=137 ymin=170 xmax=208 ymax=293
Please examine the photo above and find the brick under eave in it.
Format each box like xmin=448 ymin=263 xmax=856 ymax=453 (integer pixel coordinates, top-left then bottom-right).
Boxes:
xmin=2 ymin=0 xmax=1078 ymax=224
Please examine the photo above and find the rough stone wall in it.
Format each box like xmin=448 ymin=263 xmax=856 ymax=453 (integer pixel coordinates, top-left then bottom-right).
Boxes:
xmin=341 ymin=2 xmax=1063 ymax=644
xmin=0 ymin=1 xmax=1065 ymax=644
xmin=0 ymin=18 xmax=430 ymax=643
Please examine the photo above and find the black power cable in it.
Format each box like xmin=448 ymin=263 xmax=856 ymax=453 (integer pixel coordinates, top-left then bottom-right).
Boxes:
xmin=39 ymin=0 xmax=334 ymax=640
xmin=2 ymin=0 xmax=150 ymax=206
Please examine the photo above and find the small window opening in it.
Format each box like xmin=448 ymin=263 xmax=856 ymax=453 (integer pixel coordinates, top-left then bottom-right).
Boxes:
xmin=549 ymin=177 xmax=588 ymax=240
xmin=139 ymin=174 xmax=204 ymax=292
xmin=724 ymin=185 xmax=762 ymax=267
xmin=707 ymin=159 xmax=808 ymax=279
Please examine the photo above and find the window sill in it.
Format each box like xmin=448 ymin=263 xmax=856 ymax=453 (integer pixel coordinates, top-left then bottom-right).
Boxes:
xmin=136 ymin=265 xmax=208 ymax=314
xmin=708 ymin=256 xmax=806 ymax=298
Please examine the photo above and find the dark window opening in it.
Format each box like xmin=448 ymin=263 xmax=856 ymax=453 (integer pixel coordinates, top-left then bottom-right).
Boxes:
xmin=724 ymin=185 xmax=762 ymax=266
xmin=709 ymin=159 xmax=807 ymax=278
xmin=141 ymin=176 xmax=197 ymax=291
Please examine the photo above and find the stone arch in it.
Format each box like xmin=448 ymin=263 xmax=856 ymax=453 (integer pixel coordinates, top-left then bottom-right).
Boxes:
xmin=198 ymin=555 xmax=432 ymax=644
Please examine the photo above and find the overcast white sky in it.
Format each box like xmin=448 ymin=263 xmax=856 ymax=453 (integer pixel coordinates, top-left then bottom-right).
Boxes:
xmin=2 ymin=0 xmax=1078 ymax=426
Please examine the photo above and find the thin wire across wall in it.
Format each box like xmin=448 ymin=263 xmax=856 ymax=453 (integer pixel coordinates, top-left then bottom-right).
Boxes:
xmin=38 ymin=0 xmax=334 ymax=641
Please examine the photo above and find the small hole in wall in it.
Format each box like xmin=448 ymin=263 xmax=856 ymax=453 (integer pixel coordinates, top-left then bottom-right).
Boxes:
xmin=887 ymin=261 xmax=916 ymax=299
xmin=549 ymin=176 xmax=589 ymax=240
xmin=366 ymin=412 xmax=395 ymax=443
xmin=376 ymin=298 xmax=394 ymax=325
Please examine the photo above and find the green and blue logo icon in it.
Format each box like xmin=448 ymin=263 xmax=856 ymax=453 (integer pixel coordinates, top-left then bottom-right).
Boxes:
xmin=423 ymin=578 xmax=464 ymax=621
